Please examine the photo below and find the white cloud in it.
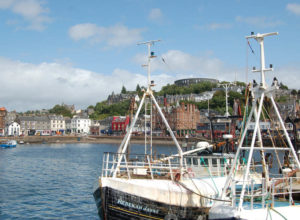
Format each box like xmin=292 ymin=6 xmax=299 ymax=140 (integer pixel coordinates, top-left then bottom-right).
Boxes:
xmin=236 ymin=16 xmax=283 ymax=28
xmin=69 ymin=23 xmax=144 ymax=47
xmin=68 ymin=23 xmax=101 ymax=41
xmin=148 ymin=8 xmax=163 ymax=23
xmin=134 ymin=50 xmax=230 ymax=77
xmin=0 ymin=0 xmax=51 ymax=31
xmin=0 ymin=57 xmax=163 ymax=111
xmin=286 ymin=3 xmax=300 ymax=15
xmin=275 ymin=66 xmax=300 ymax=89
xmin=1 ymin=51 xmax=298 ymax=111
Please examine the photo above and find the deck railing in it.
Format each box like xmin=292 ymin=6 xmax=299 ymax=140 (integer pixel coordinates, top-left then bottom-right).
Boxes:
xmin=101 ymin=152 xmax=238 ymax=180
xmin=230 ymin=176 xmax=300 ymax=210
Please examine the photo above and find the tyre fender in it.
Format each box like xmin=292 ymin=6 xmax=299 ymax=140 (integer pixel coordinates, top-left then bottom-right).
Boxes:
xmin=164 ymin=214 xmax=178 ymax=220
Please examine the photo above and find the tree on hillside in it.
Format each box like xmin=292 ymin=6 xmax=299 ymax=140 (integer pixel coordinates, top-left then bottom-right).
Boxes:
xmin=279 ymin=82 xmax=288 ymax=90
xmin=49 ymin=105 xmax=72 ymax=117
xmin=157 ymin=81 xmax=217 ymax=96
xmin=291 ymin=89 xmax=297 ymax=96
xmin=136 ymin=84 xmax=141 ymax=93
xmin=90 ymin=100 xmax=131 ymax=120
xmin=121 ymin=86 xmax=127 ymax=94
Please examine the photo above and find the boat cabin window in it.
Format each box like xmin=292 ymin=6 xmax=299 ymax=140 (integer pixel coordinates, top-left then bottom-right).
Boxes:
xmin=186 ymin=158 xmax=192 ymax=165
xmin=193 ymin=158 xmax=198 ymax=165
xmin=212 ymin=158 xmax=218 ymax=167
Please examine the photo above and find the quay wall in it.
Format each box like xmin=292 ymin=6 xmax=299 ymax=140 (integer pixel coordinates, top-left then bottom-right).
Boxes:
xmin=0 ymin=135 xmax=198 ymax=145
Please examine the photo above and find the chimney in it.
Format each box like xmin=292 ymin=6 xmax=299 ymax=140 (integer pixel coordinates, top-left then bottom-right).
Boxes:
xmin=164 ymin=94 xmax=167 ymax=107
xmin=181 ymin=102 xmax=185 ymax=109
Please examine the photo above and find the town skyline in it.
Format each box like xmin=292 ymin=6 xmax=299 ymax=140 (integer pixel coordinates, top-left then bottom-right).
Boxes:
xmin=0 ymin=0 xmax=300 ymax=111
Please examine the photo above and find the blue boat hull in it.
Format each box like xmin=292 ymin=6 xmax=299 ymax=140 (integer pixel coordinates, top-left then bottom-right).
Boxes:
xmin=0 ymin=144 xmax=17 ymax=148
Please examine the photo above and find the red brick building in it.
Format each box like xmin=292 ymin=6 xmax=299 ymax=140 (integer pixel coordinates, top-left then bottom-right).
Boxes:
xmin=0 ymin=107 xmax=7 ymax=136
xmin=153 ymin=102 xmax=200 ymax=137
xmin=90 ymin=125 xmax=100 ymax=135
xmin=111 ymin=116 xmax=130 ymax=133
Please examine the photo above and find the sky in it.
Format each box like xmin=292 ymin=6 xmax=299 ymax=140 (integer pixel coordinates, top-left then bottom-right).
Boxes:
xmin=0 ymin=0 xmax=300 ymax=112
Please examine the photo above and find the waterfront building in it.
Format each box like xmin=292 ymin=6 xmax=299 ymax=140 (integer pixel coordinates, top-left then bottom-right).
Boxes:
xmin=17 ymin=116 xmax=50 ymax=136
xmin=0 ymin=107 xmax=7 ymax=136
xmin=5 ymin=111 xmax=17 ymax=125
xmin=49 ymin=115 xmax=65 ymax=135
xmin=99 ymin=116 xmax=114 ymax=134
xmin=90 ymin=120 xmax=101 ymax=135
xmin=153 ymin=101 xmax=200 ymax=137
xmin=111 ymin=116 xmax=130 ymax=133
xmin=64 ymin=117 xmax=72 ymax=134
xmin=71 ymin=115 xmax=91 ymax=134
xmin=6 ymin=122 xmax=21 ymax=136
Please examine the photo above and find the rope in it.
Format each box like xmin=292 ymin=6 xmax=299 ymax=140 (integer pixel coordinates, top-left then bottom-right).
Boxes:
xmin=269 ymin=206 xmax=288 ymax=220
xmin=200 ymin=157 xmax=219 ymax=195
xmin=261 ymin=103 xmax=288 ymax=149
xmin=174 ymin=178 xmax=231 ymax=203
xmin=267 ymin=205 xmax=273 ymax=220
xmin=261 ymin=106 xmax=282 ymax=170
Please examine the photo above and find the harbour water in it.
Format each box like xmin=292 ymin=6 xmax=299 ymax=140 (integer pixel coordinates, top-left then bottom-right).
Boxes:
xmin=0 ymin=143 xmax=175 ymax=219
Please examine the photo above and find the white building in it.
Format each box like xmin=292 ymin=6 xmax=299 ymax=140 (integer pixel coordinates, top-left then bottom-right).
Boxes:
xmin=64 ymin=117 xmax=72 ymax=134
xmin=71 ymin=116 xmax=91 ymax=134
xmin=6 ymin=122 xmax=21 ymax=136
xmin=49 ymin=115 xmax=65 ymax=135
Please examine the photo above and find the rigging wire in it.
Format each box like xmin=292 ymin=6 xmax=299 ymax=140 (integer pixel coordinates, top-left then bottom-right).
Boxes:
xmin=174 ymin=176 xmax=231 ymax=203
xmin=261 ymin=104 xmax=282 ymax=171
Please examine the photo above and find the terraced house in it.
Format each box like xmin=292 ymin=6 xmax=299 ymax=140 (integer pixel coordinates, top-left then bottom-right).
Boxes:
xmin=17 ymin=116 xmax=51 ymax=136
xmin=49 ymin=115 xmax=65 ymax=135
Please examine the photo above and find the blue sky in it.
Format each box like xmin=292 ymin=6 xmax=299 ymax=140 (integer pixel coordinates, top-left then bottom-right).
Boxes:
xmin=0 ymin=0 xmax=299 ymax=111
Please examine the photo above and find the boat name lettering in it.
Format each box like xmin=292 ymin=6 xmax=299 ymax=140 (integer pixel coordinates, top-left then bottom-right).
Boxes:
xmin=117 ymin=198 xmax=159 ymax=214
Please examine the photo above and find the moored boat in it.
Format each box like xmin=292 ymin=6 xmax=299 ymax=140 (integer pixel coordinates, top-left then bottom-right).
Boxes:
xmin=209 ymin=32 xmax=300 ymax=220
xmin=93 ymin=40 xmax=238 ymax=219
xmin=0 ymin=140 xmax=17 ymax=148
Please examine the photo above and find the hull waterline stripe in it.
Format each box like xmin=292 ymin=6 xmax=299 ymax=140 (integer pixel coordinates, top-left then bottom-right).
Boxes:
xmin=108 ymin=205 xmax=164 ymax=220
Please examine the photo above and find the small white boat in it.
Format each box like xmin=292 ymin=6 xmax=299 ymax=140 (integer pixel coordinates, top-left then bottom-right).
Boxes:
xmin=0 ymin=140 xmax=17 ymax=148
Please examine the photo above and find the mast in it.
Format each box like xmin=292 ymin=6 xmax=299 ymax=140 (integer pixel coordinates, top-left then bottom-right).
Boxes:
xmin=114 ymin=40 xmax=184 ymax=177
xmin=220 ymin=32 xmax=300 ymax=215
xmin=137 ymin=40 xmax=160 ymax=155
xmin=245 ymin=32 xmax=278 ymax=89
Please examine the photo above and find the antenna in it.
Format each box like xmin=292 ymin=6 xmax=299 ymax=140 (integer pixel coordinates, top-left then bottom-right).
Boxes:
xmin=245 ymin=32 xmax=278 ymax=89
xmin=137 ymin=40 xmax=161 ymax=89
xmin=218 ymin=81 xmax=236 ymax=117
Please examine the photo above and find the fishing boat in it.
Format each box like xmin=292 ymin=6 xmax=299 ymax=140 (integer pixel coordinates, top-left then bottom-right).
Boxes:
xmin=93 ymin=40 xmax=239 ymax=220
xmin=0 ymin=140 xmax=17 ymax=148
xmin=209 ymin=32 xmax=300 ymax=220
